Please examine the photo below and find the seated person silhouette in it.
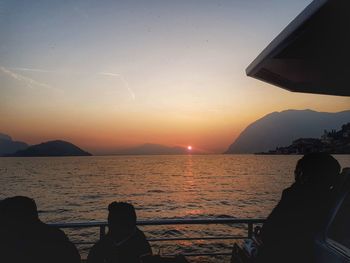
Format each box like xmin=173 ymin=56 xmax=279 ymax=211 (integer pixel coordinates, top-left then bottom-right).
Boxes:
xmin=87 ymin=202 xmax=152 ymax=263
xmin=256 ymin=153 xmax=341 ymax=263
xmin=0 ymin=196 xmax=80 ymax=263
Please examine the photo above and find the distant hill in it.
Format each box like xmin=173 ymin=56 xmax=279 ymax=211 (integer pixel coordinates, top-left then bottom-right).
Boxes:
xmin=10 ymin=140 xmax=92 ymax=157
xmin=116 ymin=143 xmax=188 ymax=155
xmin=225 ymin=109 xmax=350 ymax=154
xmin=0 ymin=133 xmax=28 ymax=156
xmin=0 ymin=133 xmax=12 ymax=141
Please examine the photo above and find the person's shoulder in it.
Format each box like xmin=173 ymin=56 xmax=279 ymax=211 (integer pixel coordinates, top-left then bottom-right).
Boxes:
xmin=91 ymin=235 xmax=113 ymax=251
xmin=88 ymin=235 xmax=113 ymax=263
xmin=135 ymin=227 xmax=148 ymax=239
xmin=284 ymin=183 xmax=298 ymax=192
xmin=281 ymin=183 xmax=302 ymax=197
xmin=136 ymin=227 xmax=146 ymax=235
xmin=133 ymin=227 xmax=152 ymax=255
xmin=36 ymin=221 xmax=70 ymax=242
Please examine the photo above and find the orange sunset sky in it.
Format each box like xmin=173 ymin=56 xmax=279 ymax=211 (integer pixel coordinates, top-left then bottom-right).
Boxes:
xmin=1 ymin=0 xmax=349 ymax=154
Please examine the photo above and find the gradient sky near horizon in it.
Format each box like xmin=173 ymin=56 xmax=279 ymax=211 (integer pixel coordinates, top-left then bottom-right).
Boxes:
xmin=1 ymin=0 xmax=350 ymax=154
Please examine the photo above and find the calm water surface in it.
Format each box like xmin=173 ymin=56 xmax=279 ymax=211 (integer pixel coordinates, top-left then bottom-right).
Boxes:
xmin=1 ymin=155 xmax=349 ymax=262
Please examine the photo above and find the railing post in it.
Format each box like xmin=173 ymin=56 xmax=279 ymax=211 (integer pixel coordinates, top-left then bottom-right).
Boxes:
xmin=99 ymin=225 xmax=106 ymax=240
xmin=248 ymin=222 xmax=253 ymax=239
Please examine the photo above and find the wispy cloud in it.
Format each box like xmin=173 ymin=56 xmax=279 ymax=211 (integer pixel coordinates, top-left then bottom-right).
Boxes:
xmin=99 ymin=72 xmax=135 ymax=100
xmin=0 ymin=66 xmax=62 ymax=93
xmin=10 ymin=67 xmax=55 ymax=73
xmin=99 ymin=72 xmax=121 ymax=77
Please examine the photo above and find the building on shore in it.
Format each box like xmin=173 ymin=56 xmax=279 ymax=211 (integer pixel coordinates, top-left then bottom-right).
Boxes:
xmin=261 ymin=123 xmax=350 ymax=155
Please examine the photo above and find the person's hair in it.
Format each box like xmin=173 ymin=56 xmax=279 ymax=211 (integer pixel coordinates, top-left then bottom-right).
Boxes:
xmin=108 ymin=202 xmax=137 ymax=229
xmin=295 ymin=153 xmax=341 ymax=186
xmin=1 ymin=196 xmax=38 ymax=222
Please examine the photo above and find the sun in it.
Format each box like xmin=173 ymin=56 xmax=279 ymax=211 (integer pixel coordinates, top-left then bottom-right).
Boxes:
xmin=187 ymin=146 xmax=192 ymax=151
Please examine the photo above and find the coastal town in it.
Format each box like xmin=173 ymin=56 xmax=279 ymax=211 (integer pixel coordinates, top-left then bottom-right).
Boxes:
xmin=260 ymin=123 xmax=350 ymax=154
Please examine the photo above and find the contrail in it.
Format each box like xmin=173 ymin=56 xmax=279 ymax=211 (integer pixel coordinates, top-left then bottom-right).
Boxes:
xmin=99 ymin=72 xmax=120 ymax=77
xmin=10 ymin=67 xmax=55 ymax=73
xmin=0 ymin=66 xmax=62 ymax=93
xmin=99 ymin=71 xmax=135 ymax=100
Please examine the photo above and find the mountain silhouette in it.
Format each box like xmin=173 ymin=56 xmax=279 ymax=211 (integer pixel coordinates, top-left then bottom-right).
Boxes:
xmin=116 ymin=143 xmax=188 ymax=155
xmin=0 ymin=133 xmax=28 ymax=156
xmin=9 ymin=140 xmax=92 ymax=157
xmin=0 ymin=133 xmax=12 ymax=141
xmin=225 ymin=109 xmax=350 ymax=154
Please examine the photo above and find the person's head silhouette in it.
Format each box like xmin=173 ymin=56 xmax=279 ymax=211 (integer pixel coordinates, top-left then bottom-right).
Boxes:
xmin=108 ymin=202 xmax=137 ymax=239
xmin=294 ymin=153 xmax=341 ymax=187
xmin=1 ymin=196 xmax=39 ymax=225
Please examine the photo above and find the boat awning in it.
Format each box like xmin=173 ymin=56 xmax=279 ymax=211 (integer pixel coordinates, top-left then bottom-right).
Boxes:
xmin=246 ymin=0 xmax=350 ymax=97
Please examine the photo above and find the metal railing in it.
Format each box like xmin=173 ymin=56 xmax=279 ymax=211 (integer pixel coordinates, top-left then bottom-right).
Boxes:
xmin=50 ymin=218 xmax=265 ymax=258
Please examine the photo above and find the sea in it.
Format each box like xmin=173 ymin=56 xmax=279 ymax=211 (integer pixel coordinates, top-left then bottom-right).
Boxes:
xmin=1 ymin=154 xmax=349 ymax=262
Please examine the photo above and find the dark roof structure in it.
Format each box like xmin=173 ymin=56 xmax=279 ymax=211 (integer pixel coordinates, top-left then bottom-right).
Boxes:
xmin=246 ymin=0 xmax=350 ymax=96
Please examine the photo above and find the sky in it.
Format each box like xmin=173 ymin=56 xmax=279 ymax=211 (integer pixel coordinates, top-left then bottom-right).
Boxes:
xmin=1 ymin=0 xmax=349 ymax=154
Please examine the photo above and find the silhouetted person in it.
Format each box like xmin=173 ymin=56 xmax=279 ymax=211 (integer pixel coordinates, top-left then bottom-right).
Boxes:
xmin=0 ymin=196 xmax=81 ymax=263
xmin=87 ymin=202 xmax=152 ymax=263
xmin=256 ymin=153 xmax=341 ymax=263
xmin=141 ymin=255 xmax=189 ymax=263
